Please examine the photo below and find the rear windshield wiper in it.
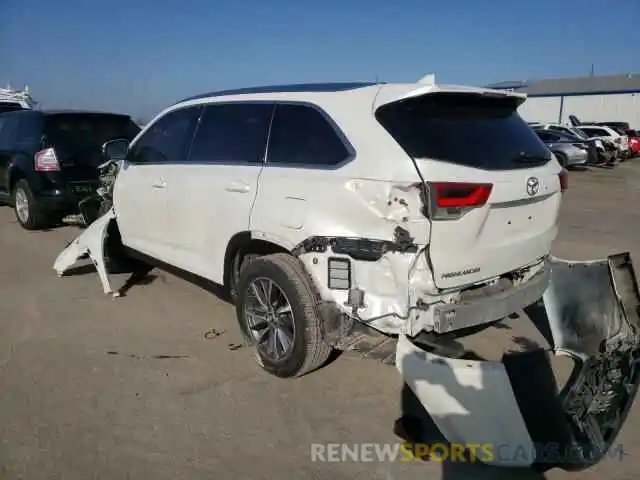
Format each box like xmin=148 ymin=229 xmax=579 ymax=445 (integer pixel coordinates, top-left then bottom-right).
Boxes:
xmin=512 ymin=151 xmax=550 ymax=164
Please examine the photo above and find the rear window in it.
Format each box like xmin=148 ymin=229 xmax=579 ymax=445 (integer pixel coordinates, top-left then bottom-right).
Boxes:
xmin=44 ymin=113 xmax=140 ymax=150
xmin=376 ymin=93 xmax=551 ymax=170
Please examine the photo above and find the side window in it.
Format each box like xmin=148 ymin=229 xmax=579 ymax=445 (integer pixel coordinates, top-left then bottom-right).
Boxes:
xmin=0 ymin=116 xmax=18 ymax=149
xmin=536 ymin=131 xmax=554 ymax=142
xmin=128 ymin=107 xmax=200 ymax=164
xmin=267 ymin=104 xmax=351 ymax=167
xmin=16 ymin=114 xmax=42 ymax=151
xmin=585 ymin=128 xmax=608 ymax=137
xmin=188 ymin=103 xmax=273 ymax=164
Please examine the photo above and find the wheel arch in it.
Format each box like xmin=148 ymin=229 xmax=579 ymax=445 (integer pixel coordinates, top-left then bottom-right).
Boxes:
xmin=8 ymin=165 xmax=26 ymax=196
xmin=223 ymin=231 xmax=294 ymax=289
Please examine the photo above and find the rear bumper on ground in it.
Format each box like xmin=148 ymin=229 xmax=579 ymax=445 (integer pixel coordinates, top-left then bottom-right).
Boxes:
xmin=397 ymin=253 xmax=640 ymax=470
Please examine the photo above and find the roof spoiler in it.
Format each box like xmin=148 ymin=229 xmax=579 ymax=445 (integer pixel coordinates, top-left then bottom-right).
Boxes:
xmin=373 ymin=83 xmax=528 ymax=111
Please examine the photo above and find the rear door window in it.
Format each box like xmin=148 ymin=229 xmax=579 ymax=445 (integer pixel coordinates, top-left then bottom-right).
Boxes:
xmin=266 ymin=103 xmax=351 ymax=167
xmin=376 ymin=92 xmax=551 ymax=170
xmin=0 ymin=115 xmax=19 ymax=149
xmin=128 ymin=106 xmax=200 ymax=164
xmin=188 ymin=103 xmax=273 ymax=164
xmin=16 ymin=113 xmax=43 ymax=151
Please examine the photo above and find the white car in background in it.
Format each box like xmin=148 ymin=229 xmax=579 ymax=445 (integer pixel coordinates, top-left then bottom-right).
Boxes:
xmin=53 ymin=81 xmax=640 ymax=471
xmin=578 ymin=124 xmax=630 ymax=160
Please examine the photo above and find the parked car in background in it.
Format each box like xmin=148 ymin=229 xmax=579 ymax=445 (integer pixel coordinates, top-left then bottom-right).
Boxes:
xmin=578 ymin=124 xmax=630 ymax=160
xmin=533 ymin=128 xmax=590 ymax=167
xmin=0 ymin=109 xmax=140 ymax=230
xmin=536 ymin=123 xmax=610 ymax=164
xmin=594 ymin=121 xmax=632 ymax=135
xmin=627 ymin=129 xmax=640 ymax=157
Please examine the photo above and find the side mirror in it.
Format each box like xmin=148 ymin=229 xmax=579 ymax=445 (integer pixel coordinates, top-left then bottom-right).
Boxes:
xmin=102 ymin=138 xmax=130 ymax=160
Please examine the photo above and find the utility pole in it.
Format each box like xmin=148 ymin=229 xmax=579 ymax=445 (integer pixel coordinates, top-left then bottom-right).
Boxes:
xmin=590 ymin=64 xmax=595 ymax=77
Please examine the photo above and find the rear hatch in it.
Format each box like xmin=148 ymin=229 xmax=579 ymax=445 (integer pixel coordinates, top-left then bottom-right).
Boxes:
xmin=44 ymin=112 xmax=140 ymax=190
xmin=375 ymin=88 xmax=564 ymax=289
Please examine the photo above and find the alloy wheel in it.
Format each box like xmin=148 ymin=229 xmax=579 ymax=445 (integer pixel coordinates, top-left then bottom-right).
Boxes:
xmin=243 ymin=277 xmax=296 ymax=361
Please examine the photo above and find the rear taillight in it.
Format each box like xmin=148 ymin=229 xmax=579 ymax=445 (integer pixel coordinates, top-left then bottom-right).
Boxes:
xmin=427 ymin=182 xmax=493 ymax=220
xmin=559 ymin=170 xmax=568 ymax=192
xmin=34 ymin=148 xmax=60 ymax=172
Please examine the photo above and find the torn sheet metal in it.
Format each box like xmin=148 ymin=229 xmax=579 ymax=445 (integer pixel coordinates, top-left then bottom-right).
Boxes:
xmin=397 ymin=253 xmax=640 ymax=470
xmin=53 ymin=208 xmax=118 ymax=297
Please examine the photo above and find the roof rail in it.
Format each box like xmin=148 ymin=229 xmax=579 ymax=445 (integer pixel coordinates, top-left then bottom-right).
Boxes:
xmin=174 ymin=82 xmax=381 ymax=105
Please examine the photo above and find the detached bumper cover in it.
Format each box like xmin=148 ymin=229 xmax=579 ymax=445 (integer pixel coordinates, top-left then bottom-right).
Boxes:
xmin=53 ymin=207 xmax=117 ymax=296
xmin=397 ymin=253 xmax=640 ymax=470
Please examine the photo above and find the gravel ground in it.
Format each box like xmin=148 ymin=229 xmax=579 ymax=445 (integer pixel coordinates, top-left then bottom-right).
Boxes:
xmin=0 ymin=160 xmax=639 ymax=479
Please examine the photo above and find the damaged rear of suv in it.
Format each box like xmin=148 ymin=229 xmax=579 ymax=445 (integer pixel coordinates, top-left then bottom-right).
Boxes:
xmin=53 ymin=81 xmax=640 ymax=471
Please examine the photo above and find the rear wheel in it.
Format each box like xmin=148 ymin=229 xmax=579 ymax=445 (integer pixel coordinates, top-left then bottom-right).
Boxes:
xmin=13 ymin=179 xmax=48 ymax=230
xmin=235 ymin=253 xmax=332 ymax=378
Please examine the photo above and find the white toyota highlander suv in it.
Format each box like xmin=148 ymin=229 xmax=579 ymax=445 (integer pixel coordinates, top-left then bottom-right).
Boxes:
xmin=55 ymin=81 xmax=640 ymax=470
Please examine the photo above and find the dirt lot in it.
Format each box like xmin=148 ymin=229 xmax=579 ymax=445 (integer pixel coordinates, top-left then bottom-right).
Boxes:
xmin=0 ymin=161 xmax=639 ymax=480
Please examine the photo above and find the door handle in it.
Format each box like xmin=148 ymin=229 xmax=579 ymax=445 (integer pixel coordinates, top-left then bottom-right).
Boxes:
xmin=151 ymin=180 xmax=166 ymax=189
xmin=225 ymin=181 xmax=251 ymax=193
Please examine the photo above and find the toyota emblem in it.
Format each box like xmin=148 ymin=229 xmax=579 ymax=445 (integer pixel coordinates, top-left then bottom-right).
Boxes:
xmin=526 ymin=177 xmax=539 ymax=196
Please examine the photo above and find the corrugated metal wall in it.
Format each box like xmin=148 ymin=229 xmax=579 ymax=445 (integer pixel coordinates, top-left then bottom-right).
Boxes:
xmin=518 ymin=97 xmax=563 ymax=123
xmin=518 ymin=93 xmax=640 ymax=128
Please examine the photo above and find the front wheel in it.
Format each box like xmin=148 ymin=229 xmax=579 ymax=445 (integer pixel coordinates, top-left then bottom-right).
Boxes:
xmin=235 ymin=253 xmax=332 ymax=378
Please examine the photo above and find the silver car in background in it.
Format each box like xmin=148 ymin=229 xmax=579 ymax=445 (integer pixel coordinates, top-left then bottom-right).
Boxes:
xmin=534 ymin=128 xmax=589 ymax=168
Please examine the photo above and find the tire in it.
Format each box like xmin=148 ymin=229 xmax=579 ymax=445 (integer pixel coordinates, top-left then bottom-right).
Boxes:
xmin=13 ymin=179 xmax=48 ymax=230
xmin=235 ymin=253 xmax=332 ymax=378
xmin=229 ymin=251 xmax=259 ymax=302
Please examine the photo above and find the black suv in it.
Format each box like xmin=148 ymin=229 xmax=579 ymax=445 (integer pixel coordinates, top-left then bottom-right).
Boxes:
xmin=0 ymin=109 xmax=140 ymax=229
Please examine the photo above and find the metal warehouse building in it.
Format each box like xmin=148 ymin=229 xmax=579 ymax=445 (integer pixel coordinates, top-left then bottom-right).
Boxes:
xmin=485 ymin=74 xmax=640 ymax=128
